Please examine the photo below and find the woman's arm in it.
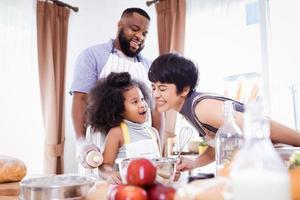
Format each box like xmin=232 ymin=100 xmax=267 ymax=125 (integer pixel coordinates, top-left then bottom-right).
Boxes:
xmin=269 ymin=120 xmax=300 ymax=146
xmin=98 ymin=126 xmax=124 ymax=184
xmin=195 ymin=98 xmax=244 ymax=130
xmin=195 ymin=98 xmax=300 ymax=147
xmin=177 ymin=146 xmax=215 ymax=171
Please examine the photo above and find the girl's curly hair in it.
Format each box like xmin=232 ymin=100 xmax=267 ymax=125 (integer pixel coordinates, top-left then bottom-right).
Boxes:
xmin=86 ymin=72 xmax=152 ymax=134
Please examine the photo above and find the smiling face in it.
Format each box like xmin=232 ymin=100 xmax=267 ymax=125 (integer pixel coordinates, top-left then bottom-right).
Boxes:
xmin=116 ymin=12 xmax=149 ymax=57
xmin=151 ymin=82 xmax=189 ymax=112
xmin=122 ymin=86 xmax=148 ymax=123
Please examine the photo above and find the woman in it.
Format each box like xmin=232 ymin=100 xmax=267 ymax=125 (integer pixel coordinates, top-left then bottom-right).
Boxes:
xmin=148 ymin=53 xmax=300 ymax=171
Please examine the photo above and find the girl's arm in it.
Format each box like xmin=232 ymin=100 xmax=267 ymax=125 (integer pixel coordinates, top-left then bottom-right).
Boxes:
xmin=98 ymin=126 xmax=124 ymax=184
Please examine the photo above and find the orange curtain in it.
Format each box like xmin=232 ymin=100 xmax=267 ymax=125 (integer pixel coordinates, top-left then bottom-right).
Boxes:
xmin=155 ymin=0 xmax=186 ymax=155
xmin=156 ymin=0 xmax=186 ymax=54
xmin=36 ymin=1 xmax=70 ymax=174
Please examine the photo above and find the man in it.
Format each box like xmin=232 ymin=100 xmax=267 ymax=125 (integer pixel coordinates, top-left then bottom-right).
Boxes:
xmin=70 ymin=8 xmax=162 ymax=168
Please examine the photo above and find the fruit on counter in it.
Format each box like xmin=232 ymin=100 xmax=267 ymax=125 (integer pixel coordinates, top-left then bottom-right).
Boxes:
xmin=127 ymin=158 xmax=156 ymax=187
xmin=290 ymin=168 xmax=300 ymax=200
xmin=198 ymin=140 xmax=208 ymax=155
xmin=0 ymin=155 xmax=27 ymax=183
xmin=289 ymin=152 xmax=300 ymax=169
xmin=148 ymin=183 xmax=176 ymax=200
xmin=289 ymin=152 xmax=300 ymax=200
xmin=108 ymin=185 xmax=148 ymax=200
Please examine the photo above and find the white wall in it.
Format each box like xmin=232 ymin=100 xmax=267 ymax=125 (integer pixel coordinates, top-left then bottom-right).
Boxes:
xmin=268 ymin=0 xmax=300 ymax=128
xmin=63 ymin=0 xmax=158 ymax=173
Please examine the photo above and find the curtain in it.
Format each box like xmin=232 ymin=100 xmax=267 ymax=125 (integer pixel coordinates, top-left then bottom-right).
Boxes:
xmin=155 ymin=0 xmax=186 ymax=155
xmin=36 ymin=0 xmax=70 ymax=174
xmin=156 ymin=0 xmax=186 ymax=54
xmin=0 ymin=0 xmax=44 ymax=174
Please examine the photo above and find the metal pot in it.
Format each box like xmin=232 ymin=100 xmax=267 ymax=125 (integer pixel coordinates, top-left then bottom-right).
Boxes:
xmin=19 ymin=174 xmax=95 ymax=200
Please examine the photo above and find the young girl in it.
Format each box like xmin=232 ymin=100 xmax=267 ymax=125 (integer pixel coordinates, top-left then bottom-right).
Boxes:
xmin=86 ymin=72 xmax=161 ymax=184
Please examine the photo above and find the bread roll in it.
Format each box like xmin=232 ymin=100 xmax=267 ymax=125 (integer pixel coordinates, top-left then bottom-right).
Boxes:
xmin=0 ymin=155 xmax=27 ymax=183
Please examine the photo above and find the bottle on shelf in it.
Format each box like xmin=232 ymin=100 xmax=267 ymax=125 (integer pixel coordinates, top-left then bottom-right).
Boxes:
xmin=215 ymin=100 xmax=244 ymax=176
xmin=230 ymin=98 xmax=291 ymax=200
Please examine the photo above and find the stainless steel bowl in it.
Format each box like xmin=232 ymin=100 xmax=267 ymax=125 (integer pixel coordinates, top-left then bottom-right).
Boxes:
xmin=19 ymin=174 xmax=95 ymax=200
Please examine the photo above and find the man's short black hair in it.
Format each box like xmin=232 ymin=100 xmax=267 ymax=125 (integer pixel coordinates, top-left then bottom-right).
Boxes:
xmin=148 ymin=53 xmax=199 ymax=96
xmin=121 ymin=7 xmax=151 ymax=21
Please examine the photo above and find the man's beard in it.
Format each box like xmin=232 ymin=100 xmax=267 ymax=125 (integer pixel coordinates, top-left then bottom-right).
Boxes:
xmin=118 ymin=29 xmax=144 ymax=57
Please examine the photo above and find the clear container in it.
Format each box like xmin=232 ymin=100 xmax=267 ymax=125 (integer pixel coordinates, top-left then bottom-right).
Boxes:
xmin=215 ymin=100 xmax=244 ymax=176
xmin=85 ymin=150 xmax=103 ymax=168
xmin=290 ymin=83 xmax=300 ymax=131
xmin=230 ymin=99 xmax=291 ymax=200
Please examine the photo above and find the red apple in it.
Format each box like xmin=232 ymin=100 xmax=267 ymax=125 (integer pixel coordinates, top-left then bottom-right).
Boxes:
xmin=127 ymin=158 xmax=156 ymax=187
xmin=147 ymin=184 xmax=176 ymax=200
xmin=108 ymin=185 xmax=148 ymax=200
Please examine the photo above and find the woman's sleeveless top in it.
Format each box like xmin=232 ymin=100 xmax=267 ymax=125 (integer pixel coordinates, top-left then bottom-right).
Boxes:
xmin=179 ymin=91 xmax=244 ymax=137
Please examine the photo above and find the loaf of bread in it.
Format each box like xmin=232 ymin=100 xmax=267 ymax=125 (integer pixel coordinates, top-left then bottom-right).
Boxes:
xmin=0 ymin=155 xmax=27 ymax=183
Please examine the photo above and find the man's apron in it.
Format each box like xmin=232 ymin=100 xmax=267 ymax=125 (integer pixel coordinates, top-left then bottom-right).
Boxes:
xmin=99 ymin=48 xmax=151 ymax=88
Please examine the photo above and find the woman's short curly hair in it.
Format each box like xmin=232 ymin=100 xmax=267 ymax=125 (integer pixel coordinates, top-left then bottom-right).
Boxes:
xmin=86 ymin=72 xmax=152 ymax=134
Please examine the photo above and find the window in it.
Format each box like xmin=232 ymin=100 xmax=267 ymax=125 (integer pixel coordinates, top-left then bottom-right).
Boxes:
xmin=180 ymin=0 xmax=300 ymax=134
xmin=0 ymin=0 xmax=44 ymax=174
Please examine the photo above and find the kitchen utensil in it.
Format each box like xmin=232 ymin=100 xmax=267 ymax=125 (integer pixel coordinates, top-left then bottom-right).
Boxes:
xmin=177 ymin=126 xmax=193 ymax=157
xmin=19 ymin=174 xmax=95 ymax=200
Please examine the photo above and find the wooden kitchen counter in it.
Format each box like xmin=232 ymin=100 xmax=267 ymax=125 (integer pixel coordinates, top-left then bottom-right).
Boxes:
xmin=0 ymin=181 xmax=20 ymax=200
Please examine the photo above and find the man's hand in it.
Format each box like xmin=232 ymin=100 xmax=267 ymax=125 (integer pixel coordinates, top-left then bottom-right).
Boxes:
xmin=76 ymin=139 xmax=101 ymax=168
